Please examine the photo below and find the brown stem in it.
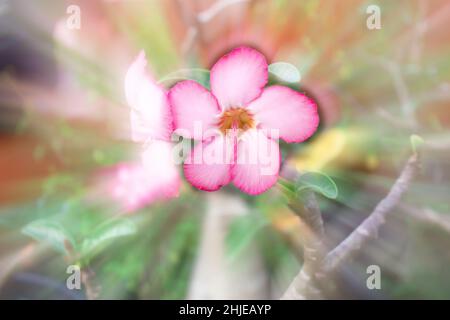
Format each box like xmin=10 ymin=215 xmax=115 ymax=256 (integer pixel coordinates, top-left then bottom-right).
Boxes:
xmin=281 ymin=214 xmax=325 ymax=299
xmin=64 ymin=240 xmax=100 ymax=300
xmin=401 ymin=204 xmax=450 ymax=234
xmin=323 ymin=153 xmax=420 ymax=272
xmin=281 ymin=152 xmax=420 ymax=299
xmin=80 ymin=266 xmax=100 ymax=300
xmin=279 ymin=167 xmax=327 ymax=299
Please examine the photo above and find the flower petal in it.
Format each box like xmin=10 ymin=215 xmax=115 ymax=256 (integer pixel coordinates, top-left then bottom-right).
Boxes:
xmin=125 ymin=51 xmax=173 ymax=142
xmin=210 ymin=46 xmax=268 ymax=109
xmin=184 ymin=135 xmax=234 ymax=191
xmin=248 ymin=86 xmax=319 ymax=143
xmin=168 ymin=80 xmax=221 ymax=140
xmin=141 ymin=139 xmax=181 ymax=200
xmin=105 ymin=139 xmax=180 ymax=212
xmin=232 ymin=129 xmax=280 ymax=195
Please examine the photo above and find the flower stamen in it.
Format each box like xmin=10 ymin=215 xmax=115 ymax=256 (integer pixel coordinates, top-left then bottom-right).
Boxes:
xmin=218 ymin=107 xmax=255 ymax=134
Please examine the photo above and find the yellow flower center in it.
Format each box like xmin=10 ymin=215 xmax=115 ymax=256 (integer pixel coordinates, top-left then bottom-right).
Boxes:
xmin=218 ymin=107 xmax=254 ymax=134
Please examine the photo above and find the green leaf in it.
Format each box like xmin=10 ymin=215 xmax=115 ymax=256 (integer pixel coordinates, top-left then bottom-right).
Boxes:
xmin=22 ymin=220 xmax=75 ymax=254
xmin=269 ymin=62 xmax=301 ymax=83
xmin=158 ymin=68 xmax=210 ymax=88
xmin=296 ymin=171 xmax=338 ymax=199
xmin=277 ymin=178 xmax=296 ymax=195
xmin=410 ymin=134 xmax=424 ymax=153
xmin=81 ymin=218 xmax=137 ymax=258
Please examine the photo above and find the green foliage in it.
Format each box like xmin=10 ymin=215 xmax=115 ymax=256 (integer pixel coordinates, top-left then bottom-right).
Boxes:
xmin=158 ymin=68 xmax=210 ymax=88
xmin=22 ymin=210 xmax=137 ymax=265
xmin=95 ymin=194 xmax=204 ymax=299
xmin=410 ymin=134 xmax=424 ymax=154
xmin=80 ymin=218 xmax=137 ymax=261
xmin=22 ymin=220 xmax=75 ymax=255
xmin=269 ymin=62 xmax=301 ymax=83
xmin=296 ymin=171 xmax=338 ymax=199
xmin=277 ymin=178 xmax=295 ymax=193
xmin=158 ymin=215 xmax=201 ymax=299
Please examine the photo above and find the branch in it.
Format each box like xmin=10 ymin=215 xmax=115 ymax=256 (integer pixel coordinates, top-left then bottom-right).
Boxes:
xmin=380 ymin=60 xmax=416 ymax=123
xmin=376 ymin=108 xmax=416 ymax=129
xmin=323 ymin=153 xmax=420 ymax=272
xmin=401 ymin=204 xmax=450 ymax=234
xmin=81 ymin=266 xmax=100 ymax=300
xmin=177 ymin=0 xmax=256 ymax=57
xmin=281 ymin=191 xmax=326 ymax=299
xmin=287 ymin=192 xmax=324 ymax=238
xmin=279 ymin=166 xmax=327 ymax=299
xmin=64 ymin=240 xmax=100 ymax=300
xmin=174 ymin=0 xmax=203 ymax=58
xmin=197 ymin=0 xmax=252 ymax=23
xmin=279 ymin=166 xmax=325 ymax=237
xmin=423 ymin=136 xmax=450 ymax=151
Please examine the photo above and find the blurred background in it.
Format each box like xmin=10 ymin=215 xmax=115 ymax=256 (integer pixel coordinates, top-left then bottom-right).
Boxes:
xmin=0 ymin=0 xmax=449 ymax=299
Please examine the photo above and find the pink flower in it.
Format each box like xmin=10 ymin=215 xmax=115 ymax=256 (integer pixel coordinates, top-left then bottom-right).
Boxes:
xmin=108 ymin=51 xmax=181 ymax=211
xmin=105 ymin=156 xmax=179 ymax=212
xmin=169 ymin=46 xmax=319 ymax=195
